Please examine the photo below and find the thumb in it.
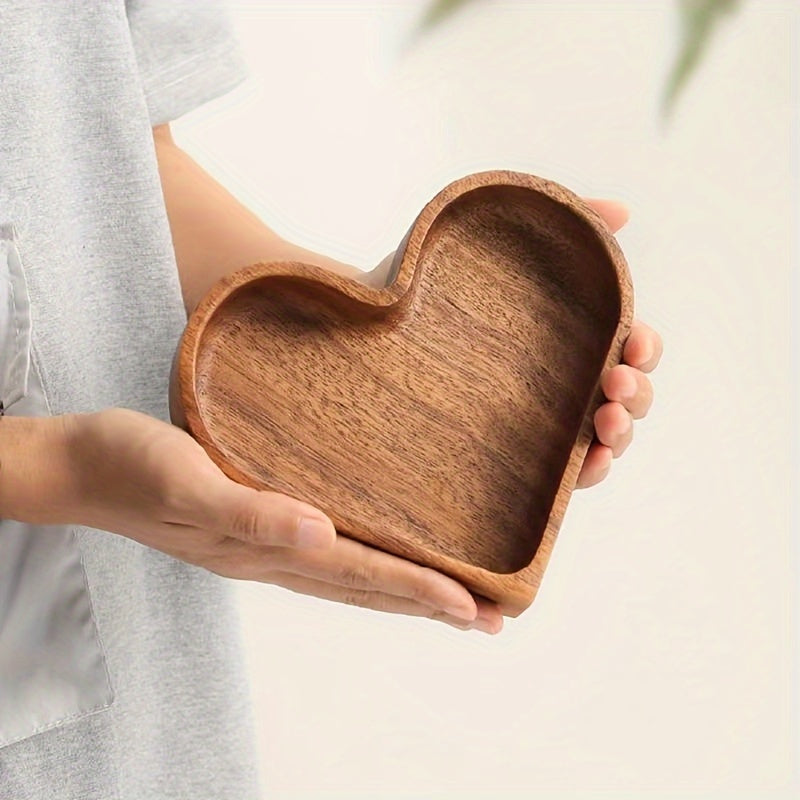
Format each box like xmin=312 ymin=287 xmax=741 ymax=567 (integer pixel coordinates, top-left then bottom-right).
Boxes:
xmin=214 ymin=482 xmax=336 ymax=549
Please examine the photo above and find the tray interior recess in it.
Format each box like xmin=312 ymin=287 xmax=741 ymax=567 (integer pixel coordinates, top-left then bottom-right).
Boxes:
xmin=191 ymin=184 xmax=622 ymax=575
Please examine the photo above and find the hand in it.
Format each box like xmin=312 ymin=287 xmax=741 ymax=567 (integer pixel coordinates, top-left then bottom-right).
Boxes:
xmin=576 ymin=200 xmax=663 ymax=489
xmin=58 ymin=409 xmax=498 ymax=633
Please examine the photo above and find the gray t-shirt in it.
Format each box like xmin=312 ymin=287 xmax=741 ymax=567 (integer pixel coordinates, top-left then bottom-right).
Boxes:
xmin=0 ymin=2 xmax=260 ymax=797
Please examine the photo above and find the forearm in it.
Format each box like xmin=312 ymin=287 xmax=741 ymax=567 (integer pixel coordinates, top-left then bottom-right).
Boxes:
xmin=153 ymin=125 xmax=386 ymax=314
xmin=0 ymin=415 xmax=76 ymax=523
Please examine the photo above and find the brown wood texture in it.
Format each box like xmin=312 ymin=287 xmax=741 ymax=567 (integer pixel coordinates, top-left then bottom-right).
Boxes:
xmin=173 ymin=171 xmax=633 ymax=616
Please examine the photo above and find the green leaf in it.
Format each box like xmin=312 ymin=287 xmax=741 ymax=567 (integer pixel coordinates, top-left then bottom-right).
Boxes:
xmin=663 ymin=0 xmax=740 ymax=117
xmin=418 ymin=0 xmax=478 ymax=32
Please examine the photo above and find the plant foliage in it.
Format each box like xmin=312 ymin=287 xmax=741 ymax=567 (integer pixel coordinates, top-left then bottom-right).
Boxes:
xmin=662 ymin=0 xmax=740 ymax=115
xmin=418 ymin=0 xmax=742 ymax=116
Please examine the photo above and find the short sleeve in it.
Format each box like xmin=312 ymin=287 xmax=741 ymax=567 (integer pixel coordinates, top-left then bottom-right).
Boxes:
xmin=125 ymin=0 xmax=249 ymax=126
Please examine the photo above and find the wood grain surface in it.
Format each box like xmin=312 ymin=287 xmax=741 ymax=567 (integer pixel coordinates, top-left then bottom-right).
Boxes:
xmin=173 ymin=171 xmax=633 ymax=616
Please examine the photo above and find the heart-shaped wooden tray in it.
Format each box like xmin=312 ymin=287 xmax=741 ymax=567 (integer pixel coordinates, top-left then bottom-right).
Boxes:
xmin=173 ymin=171 xmax=633 ymax=616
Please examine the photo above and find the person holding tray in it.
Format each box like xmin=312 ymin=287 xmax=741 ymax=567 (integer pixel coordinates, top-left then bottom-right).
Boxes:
xmin=0 ymin=2 xmax=662 ymax=798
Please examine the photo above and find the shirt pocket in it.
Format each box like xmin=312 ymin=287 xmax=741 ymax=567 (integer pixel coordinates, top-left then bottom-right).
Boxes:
xmin=0 ymin=223 xmax=31 ymax=411
xmin=0 ymin=223 xmax=113 ymax=748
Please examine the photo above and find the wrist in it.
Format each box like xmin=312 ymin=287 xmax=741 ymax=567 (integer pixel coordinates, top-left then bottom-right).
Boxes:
xmin=0 ymin=413 xmax=80 ymax=524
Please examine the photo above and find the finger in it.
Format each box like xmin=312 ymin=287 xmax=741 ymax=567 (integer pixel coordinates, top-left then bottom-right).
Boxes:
xmin=594 ymin=402 xmax=633 ymax=458
xmin=601 ymin=365 xmax=654 ymax=420
xmin=584 ymin=198 xmax=630 ymax=234
xmin=266 ymin=572 xmax=499 ymax=633
xmin=623 ymin=320 xmax=663 ymax=373
xmin=472 ymin=595 xmax=504 ymax=634
xmin=274 ymin=536 xmax=478 ymax=621
xmin=212 ymin=483 xmax=336 ymax=549
xmin=576 ymin=443 xmax=613 ymax=489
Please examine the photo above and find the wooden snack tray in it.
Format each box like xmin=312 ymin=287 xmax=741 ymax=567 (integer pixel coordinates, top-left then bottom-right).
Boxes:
xmin=172 ymin=171 xmax=633 ymax=616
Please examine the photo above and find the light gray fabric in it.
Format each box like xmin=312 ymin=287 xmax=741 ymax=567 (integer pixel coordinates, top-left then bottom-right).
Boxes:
xmin=0 ymin=2 xmax=259 ymax=798
xmin=0 ymin=226 xmax=31 ymax=409
xmin=0 ymin=228 xmax=114 ymax=751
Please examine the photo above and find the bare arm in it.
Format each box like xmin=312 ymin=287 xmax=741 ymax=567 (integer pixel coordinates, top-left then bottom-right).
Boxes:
xmin=0 ymin=126 xmax=491 ymax=633
xmin=153 ymin=125 xmax=661 ymax=492
xmin=152 ymin=124 xmax=387 ymax=314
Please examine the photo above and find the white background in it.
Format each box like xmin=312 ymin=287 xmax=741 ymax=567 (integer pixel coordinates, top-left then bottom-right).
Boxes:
xmin=173 ymin=2 xmax=797 ymax=798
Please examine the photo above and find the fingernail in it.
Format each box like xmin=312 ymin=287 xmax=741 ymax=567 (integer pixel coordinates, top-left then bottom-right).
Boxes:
xmin=297 ymin=517 xmax=335 ymax=548
xmin=444 ymin=602 xmax=477 ymax=622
